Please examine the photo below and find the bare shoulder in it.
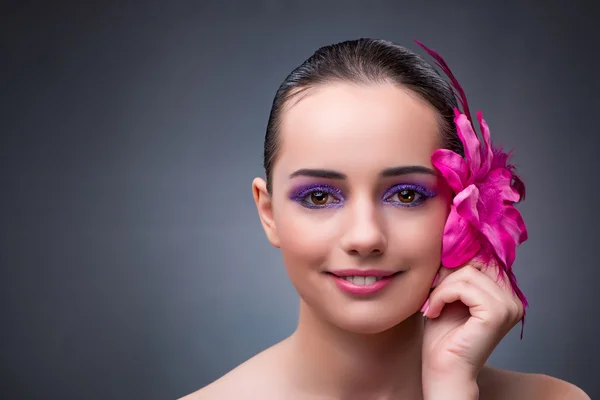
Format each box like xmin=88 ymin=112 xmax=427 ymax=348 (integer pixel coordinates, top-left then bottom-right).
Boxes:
xmin=178 ymin=340 xmax=290 ymax=400
xmin=478 ymin=365 xmax=590 ymax=400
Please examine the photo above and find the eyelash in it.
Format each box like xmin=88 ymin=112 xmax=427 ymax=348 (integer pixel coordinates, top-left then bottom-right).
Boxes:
xmin=289 ymin=184 xmax=436 ymax=209
xmin=289 ymin=185 xmax=344 ymax=209
xmin=382 ymin=183 xmax=437 ymax=208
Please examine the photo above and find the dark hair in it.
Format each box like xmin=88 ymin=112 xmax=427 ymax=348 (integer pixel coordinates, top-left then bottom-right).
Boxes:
xmin=263 ymin=38 xmax=464 ymax=194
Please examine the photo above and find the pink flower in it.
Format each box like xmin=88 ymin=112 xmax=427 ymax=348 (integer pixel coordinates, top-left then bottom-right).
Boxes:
xmin=432 ymin=109 xmax=529 ymax=314
xmin=414 ymin=39 xmax=529 ymax=337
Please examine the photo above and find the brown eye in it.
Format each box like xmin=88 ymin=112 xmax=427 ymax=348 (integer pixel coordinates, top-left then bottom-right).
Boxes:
xmin=310 ymin=192 xmax=329 ymax=205
xmin=398 ymin=189 xmax=415 ymax=203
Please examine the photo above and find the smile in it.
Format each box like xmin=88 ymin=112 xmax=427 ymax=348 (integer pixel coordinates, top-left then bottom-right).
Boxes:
xmin=327 ymin=269 xmax=401 ymax=295
xmin=338 ymin=276 xmax=386 ymax=285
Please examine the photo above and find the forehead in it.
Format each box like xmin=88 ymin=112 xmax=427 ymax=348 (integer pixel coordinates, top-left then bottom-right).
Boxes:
xmin=277 ymin=82 xmax=442 ymax=173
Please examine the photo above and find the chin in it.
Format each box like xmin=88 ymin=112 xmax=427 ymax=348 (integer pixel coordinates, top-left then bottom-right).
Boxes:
xmin=325 ymin=305 xmax=416 ymax=335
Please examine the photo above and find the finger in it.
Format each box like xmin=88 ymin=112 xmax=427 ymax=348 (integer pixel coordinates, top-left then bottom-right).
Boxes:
xmin=435 ymin=261 xmax=515 ymax=299
xmin=428 ymin=266 xmax=524 ymax=323
xmin=430 ymin=264 xmax=455 ymax=290
xmin=429 ymin=264 xmax=481 ymax=293
xmin=424 ymin=278 xmax=495 ymax=321
xmin=478 ymin=262 xmax=513 ymax=293
xmin=431 ymin=260 xmax=485 ymax=292
xmin=467 ymin=260 xmax=520 ymax=303
xmin=434 ymin=264 xmax=506 ymax=303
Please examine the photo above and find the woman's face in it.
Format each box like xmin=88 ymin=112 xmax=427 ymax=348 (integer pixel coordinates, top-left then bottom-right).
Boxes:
xmin=254 ymin=82 xmax=453 ymax=334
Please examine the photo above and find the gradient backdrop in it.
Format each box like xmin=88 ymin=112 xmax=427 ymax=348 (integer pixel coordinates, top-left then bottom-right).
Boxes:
xmin=2 ymin=1 xmax=598 ymax=399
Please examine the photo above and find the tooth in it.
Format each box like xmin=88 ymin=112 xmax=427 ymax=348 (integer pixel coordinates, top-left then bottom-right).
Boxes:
xmin=353 ymin=276 xmax=365 ymax=285
xmin=364 ymin=276 xmax=376 ymax=285
xmin=344 ymin=276 xmax=353 ymax=282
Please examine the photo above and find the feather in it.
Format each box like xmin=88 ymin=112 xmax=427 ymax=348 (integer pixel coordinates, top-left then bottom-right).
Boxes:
xmin=414 ymin=40 xmax=474 ymax=126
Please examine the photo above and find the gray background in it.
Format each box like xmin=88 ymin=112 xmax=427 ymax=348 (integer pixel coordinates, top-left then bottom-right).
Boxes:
xmin=2 ymin=1 xmax=598 ymax=399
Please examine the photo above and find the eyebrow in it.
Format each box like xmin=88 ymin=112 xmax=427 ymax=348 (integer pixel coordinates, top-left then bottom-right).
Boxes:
xmin=380 ymin=165 xmax=437 ymax=177
xmin=288 ymin=165 xmax=437 ymax=180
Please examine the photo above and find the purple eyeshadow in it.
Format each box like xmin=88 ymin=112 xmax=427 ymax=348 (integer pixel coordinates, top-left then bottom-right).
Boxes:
xmin=382 ymin=183 xmax=437 ymax=200
xmin=382 ymin=183 xmax=437 ymax=208
xmin=288 ymin=182 xmax=436 ymax=210
xmin=289 ymin=184 xmax=344 ymax=201
xmin=288 ymin=184 xmax=344 ymax=208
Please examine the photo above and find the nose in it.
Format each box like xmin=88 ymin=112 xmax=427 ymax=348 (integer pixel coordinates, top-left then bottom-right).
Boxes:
xmin=339 ymin=197 xmax=387 ymax=257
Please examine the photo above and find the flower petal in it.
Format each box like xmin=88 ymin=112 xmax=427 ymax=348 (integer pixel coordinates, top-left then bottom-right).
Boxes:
xmin=477 ymin=111 xmax=494 ymax=178
xmin=501 ymin=205 xmax=528 ymax=245
xmin=455 ymin=112 xmax=481 ymax=175
xmin=441 ymin=205 xmax=481 ymax=268
xmin=480 ymin=221 xmax=517 ymax=269
xmin=486 ymin=169 xmax=520 ymax=203
xmin=453 ymin=184 xmax=480 ymax=227
xmin=431 ymin=149 xmax=470 ymax=193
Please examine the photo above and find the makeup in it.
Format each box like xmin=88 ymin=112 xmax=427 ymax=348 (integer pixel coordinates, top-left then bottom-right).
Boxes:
xmin=288 ymin=183 xmax=344 ymax=209
xmin=288 ymin=181 xmax=437 ymax=209
xmin=382 ymin=182 xmax=437 ymax=208
xmin=327 ymin=269 xmax=400 ymax=295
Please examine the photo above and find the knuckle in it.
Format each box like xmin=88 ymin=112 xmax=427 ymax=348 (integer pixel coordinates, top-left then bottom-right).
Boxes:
xmin=454 ymin=265 xmax=477 ymax=282
xmin=455 ymin=280 xmax=470 ymax=292
xmin=462 ymin=265 xmax=479 ymax=275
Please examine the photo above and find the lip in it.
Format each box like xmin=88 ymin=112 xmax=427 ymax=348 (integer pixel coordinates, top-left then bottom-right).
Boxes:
xmin=327 ymin=270 xmax=401 ymax=295
xmin=329 ymin=269 xmax=397 ymax=277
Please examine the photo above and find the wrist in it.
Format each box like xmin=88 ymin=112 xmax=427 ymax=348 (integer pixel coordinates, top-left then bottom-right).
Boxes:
xmin=422 ymin=375 xmax=479 ymax=400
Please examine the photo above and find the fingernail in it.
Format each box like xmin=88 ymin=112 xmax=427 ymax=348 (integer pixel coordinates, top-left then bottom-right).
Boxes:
xmin=431 ymin=273 xmax=439 ymax=287
xmin=420 ymin=298 xmax=430 ymax=314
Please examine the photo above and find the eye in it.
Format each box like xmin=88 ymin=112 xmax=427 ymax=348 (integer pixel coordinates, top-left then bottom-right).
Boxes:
xmin=393 ymin=189 xmax=420 ymax=204
xmin=386 ymin=189 xmax=422 ymax=205
xmin=308 ymin=191 xmax=330 ymax=205
xmin=383 ymin=184 xmax=436 ymax=208
xmin=302 ymin=190 xmax=341 ymax=208
xmin=289 ymin=184 xmax=344 ymax=209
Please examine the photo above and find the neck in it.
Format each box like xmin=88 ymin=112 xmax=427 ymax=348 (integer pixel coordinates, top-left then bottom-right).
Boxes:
xmin=288 ymin=300 xmax=425 ymax=399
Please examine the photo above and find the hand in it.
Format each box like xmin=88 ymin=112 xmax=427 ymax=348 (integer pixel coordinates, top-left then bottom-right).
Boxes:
xmin=420 ymin=262 xmax=525 ymax=399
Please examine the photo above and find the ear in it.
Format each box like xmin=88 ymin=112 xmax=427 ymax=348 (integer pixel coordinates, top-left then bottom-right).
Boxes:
xmin=252 ymin=177 xmax=280 ymax=248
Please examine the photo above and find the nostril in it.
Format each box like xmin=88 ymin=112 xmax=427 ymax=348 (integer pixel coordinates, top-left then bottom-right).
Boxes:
xmin=339 ymin=229 xmax=387 ymax=256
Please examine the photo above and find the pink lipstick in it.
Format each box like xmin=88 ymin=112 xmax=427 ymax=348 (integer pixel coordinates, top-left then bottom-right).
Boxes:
xmin=327 ymin=269 xmax=399 ymax=295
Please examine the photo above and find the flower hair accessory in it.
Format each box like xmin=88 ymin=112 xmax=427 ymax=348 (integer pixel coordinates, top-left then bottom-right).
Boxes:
xmin=415 ymin=41 xmax=529 ymax=338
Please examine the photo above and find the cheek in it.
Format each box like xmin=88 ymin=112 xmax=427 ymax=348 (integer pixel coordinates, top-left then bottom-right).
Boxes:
xmin=387 ymin=199 xmax=449 ymax=266
xmin=274 ymin=203 xmax=333 ymax=269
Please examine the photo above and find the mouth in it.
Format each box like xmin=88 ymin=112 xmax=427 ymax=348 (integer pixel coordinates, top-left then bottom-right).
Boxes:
xmin=335 ymin=275 xmax=387 ymax=285
xmin=326 ymin=269 xmax=402 ymax=294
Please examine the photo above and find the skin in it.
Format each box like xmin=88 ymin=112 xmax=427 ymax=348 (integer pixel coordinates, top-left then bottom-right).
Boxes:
xmin=182 ymin=82 xmax=590 ymax=399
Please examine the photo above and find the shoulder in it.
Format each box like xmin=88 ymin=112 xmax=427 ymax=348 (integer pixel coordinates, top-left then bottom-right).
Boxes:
xmin=478 ymin=365 xmax=590 ymax=400
xmin=178 ymin=341 xmax=290 ymax=400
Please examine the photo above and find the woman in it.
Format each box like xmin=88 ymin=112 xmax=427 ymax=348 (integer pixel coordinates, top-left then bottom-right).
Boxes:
xmin=183 ymin=39 xmax=589 ymax=399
